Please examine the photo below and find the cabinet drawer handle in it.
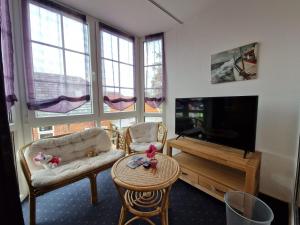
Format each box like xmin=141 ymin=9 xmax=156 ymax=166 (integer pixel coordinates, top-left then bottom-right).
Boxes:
xmin=214 ymin=187 xmax=226 ymax=194
xmin=182 ymin=172 xmax=188 ymax=176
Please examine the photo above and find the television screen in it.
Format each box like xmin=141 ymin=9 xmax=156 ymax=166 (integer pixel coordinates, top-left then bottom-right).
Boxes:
xmin=175 ymin=96 xmax=258 ymax=152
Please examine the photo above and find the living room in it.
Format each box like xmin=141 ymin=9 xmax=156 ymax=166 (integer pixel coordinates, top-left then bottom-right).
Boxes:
xmin=0 ymin=0 xmax=299 ymax=225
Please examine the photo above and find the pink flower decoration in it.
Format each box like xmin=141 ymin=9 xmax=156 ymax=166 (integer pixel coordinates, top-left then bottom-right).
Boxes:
xmin=145 ymin=144 xmax=157 ymax=159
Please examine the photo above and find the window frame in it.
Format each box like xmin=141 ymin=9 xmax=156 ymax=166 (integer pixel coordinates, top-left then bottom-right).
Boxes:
xmin=97 ymin=23 xmax=139 ymax=123
xmin=13 ymin=0 xmax=165 ymax=146
xmin=141 ymin=36 xmax=165 ymax=123
xmin=26 ymin=3 xmax=99 ymax=124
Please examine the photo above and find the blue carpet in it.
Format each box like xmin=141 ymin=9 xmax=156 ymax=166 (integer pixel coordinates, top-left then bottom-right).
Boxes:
xmin=22 ymin=170 xmax=288 ymax=225
xmin=22 ymin=169 xmax=227 ymax=225
xmin=22 ymin=169 xmax=288 ymax=225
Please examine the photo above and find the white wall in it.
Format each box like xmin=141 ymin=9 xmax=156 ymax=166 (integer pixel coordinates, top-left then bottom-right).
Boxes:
xmin=165 ymin=0 xmax=300 ymax=202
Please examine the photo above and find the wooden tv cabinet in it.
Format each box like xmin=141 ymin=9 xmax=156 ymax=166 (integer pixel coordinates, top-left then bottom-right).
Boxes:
xmin=166 ymin=138 xmax=261 ymax=201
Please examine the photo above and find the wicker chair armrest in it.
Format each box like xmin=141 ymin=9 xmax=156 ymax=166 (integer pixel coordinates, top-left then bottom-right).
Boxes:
xmin=18 ymin=143 xmax=34 ymax=187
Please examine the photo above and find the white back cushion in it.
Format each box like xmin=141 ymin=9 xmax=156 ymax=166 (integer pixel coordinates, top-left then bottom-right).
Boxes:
xmin=25 ymin=127 xmax=111 ymax=172
xmin=129 ymin=122 xmax=159 ymax=143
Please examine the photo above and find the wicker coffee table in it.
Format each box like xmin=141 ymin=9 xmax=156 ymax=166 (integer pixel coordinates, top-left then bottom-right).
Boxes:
xmin=111 ymin=153 xmax=180 ymax=225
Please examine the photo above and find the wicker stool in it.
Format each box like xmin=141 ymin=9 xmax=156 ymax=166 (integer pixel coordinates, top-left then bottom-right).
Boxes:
xmin=111 ymin=153 xmax=180 ymax=225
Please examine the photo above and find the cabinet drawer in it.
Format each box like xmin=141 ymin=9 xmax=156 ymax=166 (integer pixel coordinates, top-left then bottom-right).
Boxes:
xmin=198 ymin=174 xmax=235 ymax=196
xmin=180 ymin=167 xmax=198 ymax=183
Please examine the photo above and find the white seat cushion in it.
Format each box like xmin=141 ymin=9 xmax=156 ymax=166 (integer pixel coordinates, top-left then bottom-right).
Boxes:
xmin=25 ymin=127 xmax=112 ymax=172
xmin=129 ymin=142 xmax=163 ymax=152
xmin=31 ymin=149 xmax=124 ymax=187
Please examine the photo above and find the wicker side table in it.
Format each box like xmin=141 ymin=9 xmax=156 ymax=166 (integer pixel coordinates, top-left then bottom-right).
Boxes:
xmin=111 ymin=153 xmax=180 ymax=225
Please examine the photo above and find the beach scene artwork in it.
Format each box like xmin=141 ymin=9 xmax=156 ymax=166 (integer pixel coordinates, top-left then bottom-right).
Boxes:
xmin=211 ymin=42 xmax=258 ymax=84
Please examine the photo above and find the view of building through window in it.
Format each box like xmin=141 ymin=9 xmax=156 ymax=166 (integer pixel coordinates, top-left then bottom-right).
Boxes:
xmin=101 ymin=117 xmax=136 ymax=131
xmin=32 ymin=118 xmax=138 ymax=140
xmin=32 ymin=121 xmax=96 ymax=140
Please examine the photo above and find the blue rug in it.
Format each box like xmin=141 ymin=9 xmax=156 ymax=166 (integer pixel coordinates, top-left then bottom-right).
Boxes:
xmin=22 ymin=169 xmax=227 ymax=225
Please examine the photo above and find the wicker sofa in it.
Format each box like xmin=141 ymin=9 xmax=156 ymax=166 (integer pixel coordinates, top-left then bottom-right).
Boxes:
xmin=19 ymin=127 xmax=125 ymax=225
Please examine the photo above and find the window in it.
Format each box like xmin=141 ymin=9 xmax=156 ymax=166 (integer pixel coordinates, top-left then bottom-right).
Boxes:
xmin=145 ymin=117 xmax=162 ymax=123
xmin=39 ymin=126 xmax=53 ymax=132
xmin=28 ymin=3 xmax=92 ymax=117
xmin=32 ymin=121 xmax=96 ymax=140
xmin=144 ymin=34 xmax=165 ymax=114
xmin=101 ymin=118 xmax=136 ymax=130
xmin=100 ymin=27 xmax=135 ymax=113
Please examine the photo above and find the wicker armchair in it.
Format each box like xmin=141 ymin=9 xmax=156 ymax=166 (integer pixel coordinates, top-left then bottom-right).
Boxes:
xmin=125 ymin=122 xmax=167 ymax=154
xmin=19 ymin=128 xmax=125 ymax=225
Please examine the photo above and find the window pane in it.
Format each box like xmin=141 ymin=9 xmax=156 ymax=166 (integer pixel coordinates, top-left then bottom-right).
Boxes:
xmin=145 ymin=66 xmax=162 ymax=89
xmin=29 ymin=3 xmax=62 ymax=47
xmin=101 ymin=31 xmax=118 ymax=60
xmin=101 ymin=118 xmax=136 ymax=130
xmin=32 ymin=43 xmax=64 ymax=74
xmin=102 ymin=59 xmax=119 ymax=87
xmin=120 ymin=64 xmax=133 ymax=88
xmin=65 ymin=51 xmax=90 ymax=79
xmin=119 ymin=38 xmax=133 ymax=64
xmin=145 ymin=117 xmax=162 ymax=122
xmin=101 ymin=29 xmax=135 ymax=113
xmin=39 ymin=126 xmax=53 ymax=132
xmin=144 ymin=103 xmax=163 ymax=113
xmin=144 ymin=39 xmax=162 ymax=66
xmin=63 ymin=16 xmax=88 ymax=52
xmin=103 ymin=87 xmax=119 ymax=98
xmin=145 ymin=88 xmax=162 ymax=98
xmin=120 ymin=88 xmax=134 ymax=98
xmin=32 ymin=121 xmax=96 ymax=141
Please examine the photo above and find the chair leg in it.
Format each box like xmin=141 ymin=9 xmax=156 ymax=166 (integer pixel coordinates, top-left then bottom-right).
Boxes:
xmin=89 ymin=174 xmax=98 ymax=204
xmin=29 ymin=193 xmax=36 ymax=225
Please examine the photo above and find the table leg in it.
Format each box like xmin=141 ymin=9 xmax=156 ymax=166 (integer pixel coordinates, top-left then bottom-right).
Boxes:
xmin=161 ymin=210 xmax=168 ymax=225
xmin=118 ymin=206 xmax=127 ymax=225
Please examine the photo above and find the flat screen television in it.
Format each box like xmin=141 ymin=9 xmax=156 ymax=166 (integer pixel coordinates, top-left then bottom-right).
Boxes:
xmin=175 ymin=96 xmax=258 ymax=154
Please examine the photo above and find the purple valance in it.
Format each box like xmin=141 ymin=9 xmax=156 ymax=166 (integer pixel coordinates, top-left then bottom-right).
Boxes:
xmin=144 ymin=33 xmax=166 ymax=109
xmin=0 ymin=0 xmax=17 ymax=110
xmin=144 ymin=97 xmax=165 ymax=109
xmin=22 ymin=0 xmax=90 ymax=113
xmin=104 ymin=96 xmax=137 ymax=111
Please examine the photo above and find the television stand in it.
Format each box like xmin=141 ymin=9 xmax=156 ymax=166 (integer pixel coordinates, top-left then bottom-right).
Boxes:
xmin=166 ymin=138 xmax=261 ymax=201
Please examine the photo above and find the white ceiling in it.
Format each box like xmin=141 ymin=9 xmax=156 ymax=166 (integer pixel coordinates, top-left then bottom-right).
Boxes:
xmin=56 ymin=0 xmax=217 ymax=36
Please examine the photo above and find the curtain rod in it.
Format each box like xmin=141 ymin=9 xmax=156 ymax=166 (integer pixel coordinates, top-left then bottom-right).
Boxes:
xmin=146 ymin=0 xmax=183 ymax=24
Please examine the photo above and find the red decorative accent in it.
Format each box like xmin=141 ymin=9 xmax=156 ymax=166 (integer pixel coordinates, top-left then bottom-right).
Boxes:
xmin=145 ymin=144 xmax=157 ymax=159
xmin=49 ymin=156 xmax=61 ymax=165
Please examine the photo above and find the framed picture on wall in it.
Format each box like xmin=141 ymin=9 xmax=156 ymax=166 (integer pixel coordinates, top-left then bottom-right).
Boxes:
xmin=211 ymin=42 xmax=258 ymax=84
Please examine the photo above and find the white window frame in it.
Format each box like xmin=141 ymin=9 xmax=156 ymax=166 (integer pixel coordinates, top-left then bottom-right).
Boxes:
xmin=25 ymin=2 xmax=98 ymax=125
xmin=12 ymin=0 xmax=165 ymax=145
xmin=97 ymin=24 xmax=140 ymax=126
xmin=141 ymin=37 xmax=166 ymax=123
